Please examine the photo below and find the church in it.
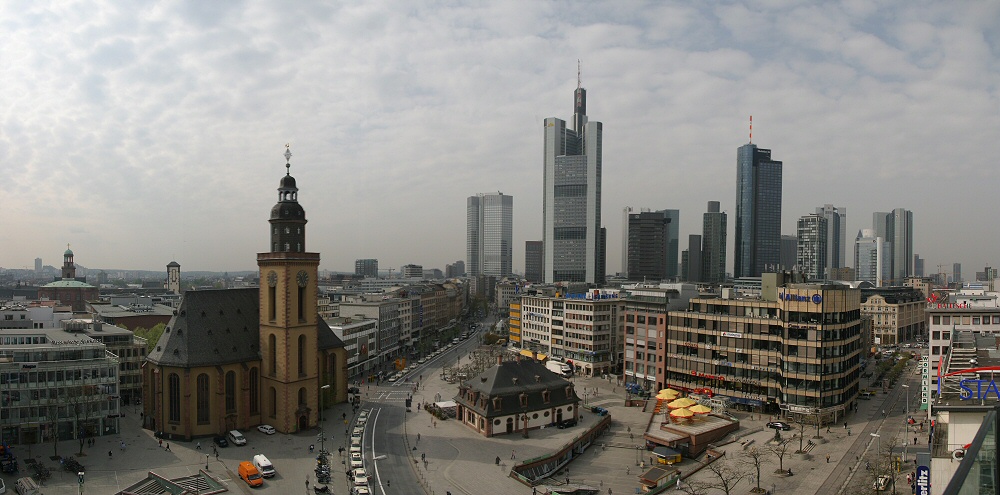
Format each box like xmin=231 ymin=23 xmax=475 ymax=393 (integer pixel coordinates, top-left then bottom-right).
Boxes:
xmin=142 ymin=148 xmax=348 ymax=439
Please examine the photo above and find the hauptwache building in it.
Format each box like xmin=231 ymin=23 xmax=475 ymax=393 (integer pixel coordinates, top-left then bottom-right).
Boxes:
xmin=142 ymin=149 xmax=348 ymax=439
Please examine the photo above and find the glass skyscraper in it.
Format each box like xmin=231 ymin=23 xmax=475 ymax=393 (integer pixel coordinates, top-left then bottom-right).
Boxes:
xmin=701 ymin=201 xmax=727 ymax=284
xmin=735 ymin=143 xmax=782 ymax=278
xmin=467 ymin=192 xmax=513 ymax=278
xmin=543 ymin=80 xmax=603 ymax=284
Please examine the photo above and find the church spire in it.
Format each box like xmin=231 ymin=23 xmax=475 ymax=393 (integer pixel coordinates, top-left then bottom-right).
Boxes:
xmin=269 ymin=145 xmax=307 ymax=253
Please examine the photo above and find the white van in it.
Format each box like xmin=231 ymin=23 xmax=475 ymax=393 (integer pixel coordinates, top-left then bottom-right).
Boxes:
xmin=15 ymin=477 xmax=41 ymax=495
xmin=253 ymin=454 xmax=276 ymax=478
xmin=228 ymin=429 xmax=247 ymax=446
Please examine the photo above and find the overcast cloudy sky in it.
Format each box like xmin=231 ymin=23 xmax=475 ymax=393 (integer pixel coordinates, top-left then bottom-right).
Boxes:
xmin=1 ymin=1 xmax=998 ymax=278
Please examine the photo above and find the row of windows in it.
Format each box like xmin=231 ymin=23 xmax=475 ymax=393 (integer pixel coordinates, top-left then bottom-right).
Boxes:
xmin=932 ymin=315 xmax=1000 ymax=325
xmin=168 ymin=369 xmax=260 ymax=423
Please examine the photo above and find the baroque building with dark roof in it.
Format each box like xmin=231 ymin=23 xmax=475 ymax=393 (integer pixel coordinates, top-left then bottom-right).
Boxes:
xmin=142 ymin=148 xmax=348 ymax=439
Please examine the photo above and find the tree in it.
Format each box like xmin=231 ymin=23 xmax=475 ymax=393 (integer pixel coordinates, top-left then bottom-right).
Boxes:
xmin=133 ymin=323 xmax=166 ymax=353
xmin=698 ymin=455 xmax=751 ymax=495
xmin=794 ymin=416 xmax=808 ymax=453
xmin=743 ymin=446 xmax=770 ymax=493
xmin=767 ymin=438 xmax=793 ymax=473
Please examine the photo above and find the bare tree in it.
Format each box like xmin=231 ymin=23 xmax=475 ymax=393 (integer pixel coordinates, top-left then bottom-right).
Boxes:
xmin=794 ymin=416 xmax=808 ymax=453
xmin=699 ymin=455 xmax=751 ymax=495
xmin=743 ymin=446 xmax=771 ymax=493
xmin=767 ymin=438 xmax=793 ymax=473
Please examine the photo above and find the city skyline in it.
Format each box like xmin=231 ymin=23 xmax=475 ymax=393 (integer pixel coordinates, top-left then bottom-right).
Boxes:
xmin=2 ymin=2 xmax=998 ymax=275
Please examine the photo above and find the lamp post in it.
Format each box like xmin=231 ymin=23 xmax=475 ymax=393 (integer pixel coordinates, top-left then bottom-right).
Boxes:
xmin=522 ymin=411 xmax=529 ymax=439
xmin=78 ymin=471 xmax=85 ymax=495
xmin=901 ymin=384 xmax=909 ymax=414
xmin=635 ymin=445 xmax=641 ymax=466
xmin=319 ymin=384 xmax=330 ymax=453
xmin=871 ymin=433 xmax=881 ymax=487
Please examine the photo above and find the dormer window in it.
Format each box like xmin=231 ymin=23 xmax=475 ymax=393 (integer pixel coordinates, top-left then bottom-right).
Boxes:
xmin=542 ymin=391 xmax=551 ymax=404
xmin=519 ymin=393 xmax=528 ymax=408
xmin=493 ymin=397 xmax=502 ymax=410
xmin=565 ymin=386 xmax=574 ymax=399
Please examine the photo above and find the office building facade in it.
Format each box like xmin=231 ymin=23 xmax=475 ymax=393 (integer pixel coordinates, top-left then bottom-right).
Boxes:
xmin=796 ymin=213 xmax=828 ymax=281
xmin=855 ymin=229 xmax=887 ymax=286
xmin=626 ymin=210 xmax=674 ymax=281
xmin=735 ymin=144 xmax=783 ymax=278
xmin=355 ymin=259 xmax=379 ymax=278
xmin=525 ymin=241 xmax=543 ymax=283
xmin=467 ymin=192 xmax=513 ymax=278
xmin=701 ymin=201 xmax=727 ymax=285
xmin=543 ymin=79 xmax=603 ymax=284
xmin=518 ymin=291 xmax=620 ymax=377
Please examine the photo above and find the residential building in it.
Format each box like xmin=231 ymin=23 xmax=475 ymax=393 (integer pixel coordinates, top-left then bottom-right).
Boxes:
xmin=454 ymin=359 xmax=580 ymax=437
xmin=855 ymin=229 xmax=887 ymax=287
xmin=143 ymin=149 xmax=348 ymax=439
xmin=543 ymin=76 xmax=603 ymax=284
xmin=0 ymin=327 xmax=122 ymax=444
xmin=816 ymin=205 xmax=847 ymax=277
xmin=518 ymin=290 xmax=621 ymax=377
xmin=735 ymin=143 xmax=783 ymax=277
xmin=796 ymin=213 xmax=828 ymax=281
xmin=467 ymin=192 xmax=513 ymax=278
xmin=701 ymin=201 xmax=727 ymax=285
xmin=665 ymin=275 xmax=862 ymax=423
xmin=524 ymin=241 xmax=543 ymax=283
xmin=354 ymin=259 xmax=378 ymax=279
xmin=859 ymin=287 xmax=926 ymax=346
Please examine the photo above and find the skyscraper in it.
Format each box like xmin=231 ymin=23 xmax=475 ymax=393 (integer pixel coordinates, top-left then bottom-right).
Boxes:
xmin=779 ymin=235 xmax=797 ymax=271
xmin=621 ymin=206 xmax=632 ymax=276
xmin=855 ymin=229 xmax=886 ymax=286
xmin=796 ymin=213 xmax=828 ymax=280
xmin=701 ymin=201 xmax=727 ymax=284
xmin=525 ymin=241 xmax=543 ymax=283
xmin=872 ymin=208 xmax=914 ymax=284
xmin=467 ymin=192 xmax=513 ymax=278
xmin=816 ymin=204 xmax=847 ymax=278
xmin=626 ymin=210 xmax=671 ymax=281
xmin=735 ymin=143 xmax=782 ymax=277
xmin=914 ymin=255 xmax=924 ymax=278
xmin=543 ymin=75 xmax=603 ymax=284
xmin=686 ymin=235 xmax=703 ymax=282
xmin=953 ymin=263 xmax=962 ymax=285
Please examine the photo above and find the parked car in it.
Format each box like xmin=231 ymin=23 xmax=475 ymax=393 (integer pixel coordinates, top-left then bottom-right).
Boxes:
xmin=228 ymin=429 xmax=247 ymax=446
xmin=214 ymin=435 xmax=229 ymax=448
xmin=257 ymin=424 xmax=276 ymax=435
xmin=766 ymin=421 xmax=792 ymax=431
xmin=347 ymin=386 xmax=360 ymax=394
xmin=238 ymin=461 xmax=263 ymax=487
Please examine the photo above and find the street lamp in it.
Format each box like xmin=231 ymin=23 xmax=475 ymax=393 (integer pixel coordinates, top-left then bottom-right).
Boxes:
xmin=635 ymin=445 xmax=641 ymax=466
xmin=78 ymin=471 xmax=85 ymax=495
xmin=871 ymin=433 xmax=881 ymax=486
xmin=901 ymin=384 xmax=910 ymax=415
xmin=319 ymin=385 xmax=331 ymax=453
xmin=522 ymin=411 xmax=529 ymax=438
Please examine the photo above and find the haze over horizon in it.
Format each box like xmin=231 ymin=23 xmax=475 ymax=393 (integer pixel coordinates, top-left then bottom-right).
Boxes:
xmin=2 ymin=2 xmax=998 ymax=277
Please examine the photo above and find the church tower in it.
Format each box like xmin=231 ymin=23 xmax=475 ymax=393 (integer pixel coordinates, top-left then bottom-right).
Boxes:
xmin=62 ymin=244 xmax=76 ymax=279
xmin=258 ymin=146 xmax=321 ymax=433
xmin=167 ymin=261 xmax=181 ymax=294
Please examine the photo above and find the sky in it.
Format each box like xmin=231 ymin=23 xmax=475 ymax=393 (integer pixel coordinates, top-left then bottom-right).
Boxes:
xmin=1 ymin=1 xmax=998 ymax=277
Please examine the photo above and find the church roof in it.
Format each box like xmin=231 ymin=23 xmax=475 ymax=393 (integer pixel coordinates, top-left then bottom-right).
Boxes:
xmin=42 ymin=279 xmax=94 ymax=288
xmin=147 ymin=287 xmax=344 ymax=368
xmin=455 ymin=359 xmax=578 ymax=417
xmin=148 ymin=288 xmax=261 ymax=367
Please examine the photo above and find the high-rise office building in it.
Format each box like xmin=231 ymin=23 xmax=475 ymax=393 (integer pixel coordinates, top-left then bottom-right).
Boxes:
xmin=779 ymin=235 xmax=797 ymax=271
xmin=914 ymin=255 xmax=924 ymax=278
xmin=796 ymin=213 xmax=828 ymax=281
xmin=621 ymin=206 xmax=632 ymax=275
xmin=953 ymin=263 xmax=962 ymax=285
xmin=467 ymin=192 xmax=513 ymax=278
xmin=626 ymin=210 xmax=677 ymax=281
xmin=872 ymin=208 xmax=914 ymax=284
xmin=686 ymin=235 xmax=702 ymax=282
xmin=525 ymin=241 xmax=543 ymax=283
xmin=34 ymin=258 xmax=42 ymax=274
xmin=735 ymin=143 xmax=782 ymax=277
xmin=701 ymin=201 xmax=727 ymax=284
xmin=855 ymin=229 xmax=887 ymax=286
xmin=543 ymin=75 xmax=603 ymax=284
xmin=355 ymin=259 xmax=379 ymax=278
xmin=816 ymin=204 xmax=847 ymax=278
xmin=445 ymin=261 xmax=465 ymax=278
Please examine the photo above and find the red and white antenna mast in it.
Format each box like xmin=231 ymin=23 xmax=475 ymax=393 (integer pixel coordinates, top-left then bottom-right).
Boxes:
xmin=749 ymin=115 xmax=753 ymax=144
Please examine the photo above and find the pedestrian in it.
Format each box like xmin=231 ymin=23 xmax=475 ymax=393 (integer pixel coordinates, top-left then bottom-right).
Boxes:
xmin=626 ymin=466 xmax=630 ymax=475
xmin=120 ymin=440 xmax=126 ymax=451
xmin=159 ymin=438 xmax=163 ymax=448
xmin=417 ymin=433 xmax=420 ymax=442
xmin=215 ymin=451 xmax=219 ymax=461
xmin=108 ymin=450 xmax=113 ymax=458
xmin=496 ymin=456 xmax=500 ymax=465
xmin=826 ymin=453 xmax=830 ymax=463
xmin=196 ymin=441 xmax=201 ymax=450
xmin=166 ymin=443 xmax=171 ymax=451
xmin=844 ymin=422 xmax=848 ymax=429
xmin=511 ymin=450 xmax=516 ymax=459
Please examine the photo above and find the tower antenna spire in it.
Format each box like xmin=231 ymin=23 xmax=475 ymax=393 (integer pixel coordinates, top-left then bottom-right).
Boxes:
xmin=577 ymin=59 xmax=581 ymax=90
xmin=749 ymin=115 xmax=753 ymax=144
xmin=284 ymin=143 xmax=292 ymax=175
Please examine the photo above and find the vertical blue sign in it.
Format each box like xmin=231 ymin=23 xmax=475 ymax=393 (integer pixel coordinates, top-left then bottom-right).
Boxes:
xmin=915 ymin=465 xmax=930 ymax=495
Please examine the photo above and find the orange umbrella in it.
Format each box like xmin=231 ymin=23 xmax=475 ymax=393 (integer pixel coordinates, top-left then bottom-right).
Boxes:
xmin=659 ymin=388 xmax=680 ymax=396
xmin=667 ymin=397 xmax=696 ymax=409
xmin=656 ymin=392 xmax=678 ymax=400
xmin=689 ymin=404 xmax=712 ymax=414
xmin=669 ymin=408 xmax=694 ymax=418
